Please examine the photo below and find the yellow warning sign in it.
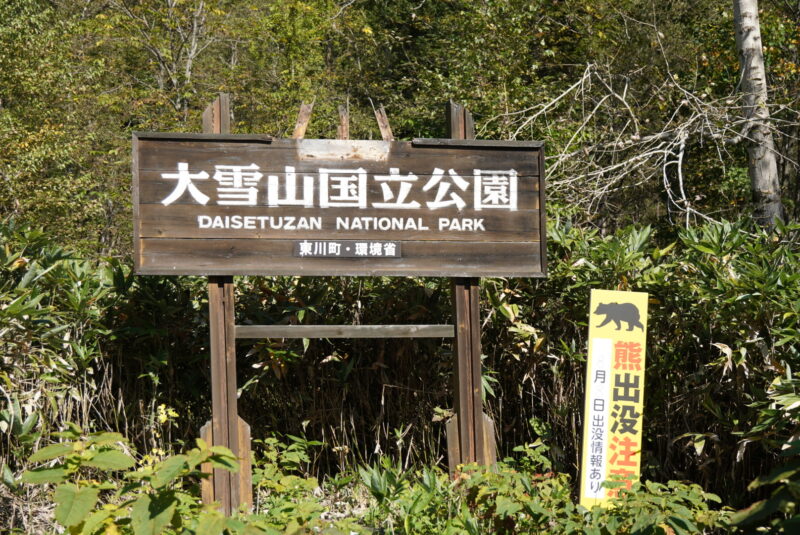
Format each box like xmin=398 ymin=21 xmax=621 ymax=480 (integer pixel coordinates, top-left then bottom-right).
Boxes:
xmin=580 ymin=289 xmax=648 ymax=508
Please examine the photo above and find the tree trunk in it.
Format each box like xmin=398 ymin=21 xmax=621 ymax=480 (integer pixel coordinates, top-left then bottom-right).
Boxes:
xmin=733 ymin=0 xmax=785 ymax=226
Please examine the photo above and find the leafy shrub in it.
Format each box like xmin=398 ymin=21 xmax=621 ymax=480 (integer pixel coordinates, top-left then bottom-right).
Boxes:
xmin=20 ymin=424 xmax=248 ymax=534
xmin=3 ymin=217 xmax=800 ymax=533
xmin=18 ymin=424 xmax=729 ymax=534
xmin=354 ymin=456 xmax=728 ymax=534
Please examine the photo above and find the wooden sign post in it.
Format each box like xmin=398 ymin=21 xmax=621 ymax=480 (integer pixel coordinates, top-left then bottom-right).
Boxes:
xmin=132 ymin=96 xmax=546 ymax=508
xmin=447 ymin=102 xmax=487 ymax=470
xmin=197 ymin=94 xmax=252 ymax=514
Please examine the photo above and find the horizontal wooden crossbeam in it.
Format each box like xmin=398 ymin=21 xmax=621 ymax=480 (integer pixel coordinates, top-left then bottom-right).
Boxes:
xmin=235 ymin=324 xmax=454 ymax=339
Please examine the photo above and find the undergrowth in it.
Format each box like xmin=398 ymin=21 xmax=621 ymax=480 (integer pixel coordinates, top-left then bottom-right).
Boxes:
xmin=3 ymin=218 xmax=800 ymax=531
xmin=18 ymin=426 xmax=729 ymax=534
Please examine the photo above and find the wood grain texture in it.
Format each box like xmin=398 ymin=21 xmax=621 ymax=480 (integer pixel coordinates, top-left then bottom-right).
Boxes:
xmin=203 ymin=94 xmax=246 ymax=516
xmin=200 ymin=421 xmax=213 ymax=505
xmin=137 ymin=205 xmax=541 ymax=241
xmin=237 ymin=417 xmax=253 ymax=511
xmin=482 ymin=413 xmax=497 ymax=465
xmin=337 ymin=104 xmax=349 ymax=140
xmin=374 ymin=104 xmax=394 ymax=141
xmin=235 ymin=324 xmax=455 ymax=339
xmin=134 ymin=138 xmax=540 ymax=177
xmin=138 ymin=239 xmax=543 ymax=277
xmin=446 ymin=101 xmax=495 ymax=471
xmin=132 ymin=135 xmax=545 ymax=277
xmin=446 ymin=414 xmax=460 ymax=477
xmin=292 ymin=101 xmax=314 ymax=139
xmin=208 ymin=276 xmax=233 ymax=514
xmin=199 ymin=417 xmax=253 ymax=512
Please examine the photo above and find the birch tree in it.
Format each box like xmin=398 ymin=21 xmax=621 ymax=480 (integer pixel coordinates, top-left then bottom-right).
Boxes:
xmin=733 ymin=0 xmax=785 ymax=226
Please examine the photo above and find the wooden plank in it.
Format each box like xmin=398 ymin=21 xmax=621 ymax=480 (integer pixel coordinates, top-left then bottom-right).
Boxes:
xmin=134 ymin=131 xmax=541 ymax=148
xmin=137 ymin=238 xmax=543 ymax=277
xmin=412 ymin=138 xmax=544 ymax=149
xmin=468 ymin=278 xmax=485 ymax=465
xmin=222 ymin=276 xmax=240 ymax=508
xmin=132 ymin=134 xmax=141 ymax=285
xmin=374 ymin=104 xmax=394 ymax=141
xmin=133 ymin=138 xmax=541 ymax=178
xmin=202 ymin=94 xmax=231 ymax=135
xmin=217 ymin=93 xmax=231 ymax=134
xmin=447 ymin=101 xmax=489 ymax=471
xmin=453 ymin=278 xmax=475 ymax=463
xmin=447 ymin=100 xmax=465 ymax=140
xmin=538 ymin=144 xmax=548 ymax=276
xmin=208 ymin=276 xmax=232 ymax=513
xmin=292 ymin=101 xmax=314 ymax=139
xmin=464 ymin=108 xmax=475 ymax=142
xmin=132 ymin=115 xmax=546 ymax=279
xmin=235 ymin=324 xmax=455 ymax=339
xmin=237 ymin=417 xmax=253 ymax=511
xmin=200 ymin=420 xmax=214 ymax=505
xmin=446 ymin=415 xmax=461 ymax=477
xmin=337 ymin=104 xmax=349 ymax=140
xmin=205 ymin=94 xmax=237 ymax=515
xmin=132 ymin=130 xmax=545 ymax=278
xmin=202 ymin=105 xmax=214 ymax=135
xmin=482 ymin=413 xmax=497 ymax=466
xmin=137 ymin=204 xmax=541 ymax=242
xmin=136 ymin=171 xmax=541 ymax=208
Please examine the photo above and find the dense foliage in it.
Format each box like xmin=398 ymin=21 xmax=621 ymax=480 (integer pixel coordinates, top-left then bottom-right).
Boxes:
xmin=2 ymin=216 xmax=800 ymax=531
xmin=19 ymin=424 xmax=729 ymax=534
xmin=2 ymin=0 xmax=800 ymax=532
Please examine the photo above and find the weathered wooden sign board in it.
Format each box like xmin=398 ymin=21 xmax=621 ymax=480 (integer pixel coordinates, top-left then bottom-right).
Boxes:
xmin=133 ymin=135 xmax=545 ymax=277
xmin=133 ymin=95 xmax=546 ymax=514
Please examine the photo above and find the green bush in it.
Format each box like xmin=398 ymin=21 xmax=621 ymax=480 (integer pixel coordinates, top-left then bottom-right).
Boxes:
xmin=20 ymin=426 xmax=729 ymax=534
xmin=4 ymin=217 xmax=800 ymax=532
xmin=354 ymin=454 xmax=729 ymax=534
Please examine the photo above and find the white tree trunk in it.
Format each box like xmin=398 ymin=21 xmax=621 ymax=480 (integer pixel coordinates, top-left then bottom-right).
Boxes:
xmin=733 ymin=0 xmax=785 ymax=225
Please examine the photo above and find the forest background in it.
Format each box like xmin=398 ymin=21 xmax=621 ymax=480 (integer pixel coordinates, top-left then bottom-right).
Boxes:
xmin=2 ymin=0 xmax=800 ymax=533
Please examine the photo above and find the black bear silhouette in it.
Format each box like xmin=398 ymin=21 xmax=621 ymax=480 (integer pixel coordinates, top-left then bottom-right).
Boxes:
xmin=593 ymin=302 xmax=643 ymax=331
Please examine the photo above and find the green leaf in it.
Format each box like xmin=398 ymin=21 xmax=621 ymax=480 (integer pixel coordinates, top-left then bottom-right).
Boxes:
xmin=21 ymin=465 xmax=68 ymax=484
xmin=54 ymin=483 xmax=99 ymax=528
xmin=29 ymin=442 xmax=74 ymax=463
xmin=85 ymin=449 xmax=135 ymax=471
xmin=186 ymin=448 xmax=209 ymax=471
xmin=151 ymin=455 xmax=187 ymax=488
xmin=87 ymin=432 xmax=125 ymax=446
xmin=208 ymin=454 xmax=239 ymax=473
xmin=195 ymin=510 xmax=226 ymax=535
xmin=689 ymin=244 xmax=717 ymax=255
xmin=495 ymin=495 xmax=522 ymax=518
xmin=53 ymin=422 xmax=83 ymax=439
xmin=1 ymin=463 xmax=16 ymax=491
xmin=80 ymin=508 xmax=114 ymax=535
xmin=130 ymin=493 xmax=177 ymax=535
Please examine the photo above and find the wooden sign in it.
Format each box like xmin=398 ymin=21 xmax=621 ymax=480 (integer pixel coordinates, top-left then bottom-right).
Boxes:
xmin=580 ymin=289 xmax=649 ymax=508
xmin=133 ymin=134 xmax=545 ymax=277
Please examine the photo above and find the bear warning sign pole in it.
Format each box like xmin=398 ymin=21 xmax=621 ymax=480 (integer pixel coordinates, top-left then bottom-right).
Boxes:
xmin=445 ymin=101 xmax=497 ymax=473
